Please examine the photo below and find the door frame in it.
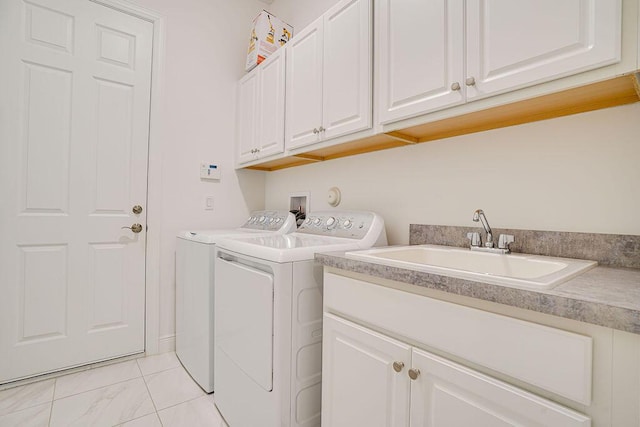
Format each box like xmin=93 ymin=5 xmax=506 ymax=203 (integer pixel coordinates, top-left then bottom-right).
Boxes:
xmin=90 ymin=0 xmax=165 ymax=355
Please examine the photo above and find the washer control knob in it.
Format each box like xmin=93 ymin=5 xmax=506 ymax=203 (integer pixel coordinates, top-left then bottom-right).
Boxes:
xmin=343 ymin=219 xmax=352 ymax=229
xmin=326 ymin=217 xmax=336 ymax=228
xmin=313 ymin=217 xmax=322 ymax=226
xmin=259 ymin=216 xmax=266 ymax=224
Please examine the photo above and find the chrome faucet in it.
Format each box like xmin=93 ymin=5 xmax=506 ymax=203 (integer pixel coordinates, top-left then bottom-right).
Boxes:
xmin=466 ymin=209 xmax=514 ymax=254
xmin=472 ymin=209 xmax=493 ymax=248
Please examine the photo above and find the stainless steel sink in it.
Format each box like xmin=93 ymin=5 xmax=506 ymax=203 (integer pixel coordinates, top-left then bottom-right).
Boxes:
xmin=345 ymin=244 xmax=597 ymax=290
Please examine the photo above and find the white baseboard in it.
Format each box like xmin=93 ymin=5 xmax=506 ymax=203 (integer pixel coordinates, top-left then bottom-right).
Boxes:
xmin=156 ymin=334 xmax=176 ymax=354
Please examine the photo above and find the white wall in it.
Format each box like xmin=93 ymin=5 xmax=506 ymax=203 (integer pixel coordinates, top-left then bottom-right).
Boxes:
xmin=132 ymin=0 xmax=267 ymax=348
xmin=265 ymin=103 xmax=640 ymax=244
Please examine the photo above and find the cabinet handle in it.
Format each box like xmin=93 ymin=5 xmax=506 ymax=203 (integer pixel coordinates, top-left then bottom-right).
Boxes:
xmin=451 ymin=82 xmax=461 ymax=91
xmin=408 ymin=368 xmax=420 ymax=380
xmin=465 ymin=77 xmax=476 ymax=86
xmin=392 ymin=361 xmax=404 ymax=373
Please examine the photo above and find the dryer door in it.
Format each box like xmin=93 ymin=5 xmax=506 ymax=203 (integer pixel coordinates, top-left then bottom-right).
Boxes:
xmin=216 ymin=257 xmax=274 ymax=391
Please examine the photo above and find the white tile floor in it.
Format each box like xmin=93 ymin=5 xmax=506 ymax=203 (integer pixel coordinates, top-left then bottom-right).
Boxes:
xmin=0 ymin=352 xmax=227 ymax=427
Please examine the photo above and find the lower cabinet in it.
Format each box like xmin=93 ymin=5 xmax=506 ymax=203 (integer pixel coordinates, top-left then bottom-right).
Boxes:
xmin=322 ymin=313 xmax=590 ymax=427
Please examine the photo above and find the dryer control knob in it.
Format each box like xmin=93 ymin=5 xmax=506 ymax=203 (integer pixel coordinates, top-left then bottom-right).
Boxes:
xmin=326 ymin=217 xmax=336 ymax=229
xmin=343 ymin=219 xmax=352 ymax=229
xmin=259 ymin=216 xmax=266 ymax=223
xmin=313 ymin=218 xmax=322 ymax=226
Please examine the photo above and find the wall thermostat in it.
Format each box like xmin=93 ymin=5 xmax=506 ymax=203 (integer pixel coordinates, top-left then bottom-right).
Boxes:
xmin=200 ymin=163 xmax=221 ymax=180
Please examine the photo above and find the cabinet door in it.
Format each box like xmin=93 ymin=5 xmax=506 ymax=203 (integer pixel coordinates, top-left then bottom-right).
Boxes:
xmin=322 ymin=0 xmax=372 ymax=139
xmin=409 ymin=348 xmax=591 ymax=427
xmin=466 ymin=0 xmax=621 ymax=100
xmin=377 ymin=0 xmax=464 ymax=124
xmin=236 ymin=70 xmax=259 ymax=164
xmin=322 ymin=314 xmax=411 ymax=427
xmin=256 ymin=48 xmax=285 ymax=158
xmin=285 ymin=16 xmax=324 ymax=150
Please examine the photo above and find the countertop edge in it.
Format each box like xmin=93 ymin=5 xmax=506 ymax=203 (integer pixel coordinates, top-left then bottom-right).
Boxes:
xmin=315 ymin=251 xmax=640 ymax=335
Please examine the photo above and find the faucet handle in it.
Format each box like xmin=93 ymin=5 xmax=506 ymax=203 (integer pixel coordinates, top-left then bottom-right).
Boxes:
xmin=498 ymin=234 xmax=515 ymax=250
xmin=466 ymin=232 xmax=481 ymax=247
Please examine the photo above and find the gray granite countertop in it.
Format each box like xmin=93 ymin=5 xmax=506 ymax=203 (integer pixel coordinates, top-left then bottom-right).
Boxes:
xmin=315 ymin=251 xmax=640 ymax=334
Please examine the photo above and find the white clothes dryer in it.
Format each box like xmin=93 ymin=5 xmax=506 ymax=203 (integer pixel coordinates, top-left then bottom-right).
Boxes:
xmin=175 ymin=210 xmax=296 ymax=393
xmin=213 ymin=211 xmax=386 ymax=426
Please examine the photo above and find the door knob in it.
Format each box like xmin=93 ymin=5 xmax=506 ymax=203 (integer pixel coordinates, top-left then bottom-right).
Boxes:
xmin=408 ymin=368 xmax=420 ymax=380
xmin=393 ymin=361 xmax=404 ymax=372
xmin=122 ymin=224 xmax=143 ymax=233
xmin=132 ymin=205 xmax=143 ymax=214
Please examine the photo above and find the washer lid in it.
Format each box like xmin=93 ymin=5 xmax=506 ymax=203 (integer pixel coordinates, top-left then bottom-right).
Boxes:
xmin=176 ymin=210 xmax=297 ymax=243
xmin=216 ymin=234 xmax=373 ymax=263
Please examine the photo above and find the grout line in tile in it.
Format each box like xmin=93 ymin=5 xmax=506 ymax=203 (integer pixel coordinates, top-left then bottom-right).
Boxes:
xmin=52 ymin=375 xmax=144 ymax=402
xmin=48 ymin=380 xmax=56 ymax=427
xmin=140 ymin=370 xmax=160 ymax=415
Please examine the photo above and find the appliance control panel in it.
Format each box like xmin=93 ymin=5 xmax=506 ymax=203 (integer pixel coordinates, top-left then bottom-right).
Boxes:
xmin=298 ymin=211 xmax=377 ymax=239
xmin=240 ymin=210 xmax=296 ymax=232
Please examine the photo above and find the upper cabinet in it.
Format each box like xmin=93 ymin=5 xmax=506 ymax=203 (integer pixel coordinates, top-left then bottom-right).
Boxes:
xmin=377 ymin=0 xmax=465 ymax=124
xmin=286 ymin=0 xmax=372 ymax=150
xmin=378 ymin=0 xmax=622 ymax=124
xmin=236 ymin=47 xmax=286 ymax=165
xmin=465 ymin=0 xmax=622 ymax=100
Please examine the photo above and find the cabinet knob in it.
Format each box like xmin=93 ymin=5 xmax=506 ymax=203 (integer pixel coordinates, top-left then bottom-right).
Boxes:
xmin=465 ymin=77 xmax=476 ymax=86
xmin=392 ymin=361 xmax=404 ymax=373
xmin=408 ymin=368 xmax=420 ymax=380
xmin=318 ymin=126 xmax=325 ymax=132
xmin=451 ymin=82 xmax=461 ymax=91
xmin=313 ymin=128 xmax=319 ymax=134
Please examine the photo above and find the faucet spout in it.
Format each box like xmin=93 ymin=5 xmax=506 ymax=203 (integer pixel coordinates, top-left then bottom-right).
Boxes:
xmin=473 ymin=209 xmax=493 ymax=247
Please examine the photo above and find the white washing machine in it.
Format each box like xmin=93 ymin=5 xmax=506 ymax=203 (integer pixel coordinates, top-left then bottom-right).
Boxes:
xmin=175 ymin=210 xmax=297 ymax=393
xmin=213 ymin=211 xmax=386 ymax=426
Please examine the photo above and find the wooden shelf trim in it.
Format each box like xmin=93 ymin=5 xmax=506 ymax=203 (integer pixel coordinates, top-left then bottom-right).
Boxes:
xmin=244 ymin=73 xmax=640 ymax=172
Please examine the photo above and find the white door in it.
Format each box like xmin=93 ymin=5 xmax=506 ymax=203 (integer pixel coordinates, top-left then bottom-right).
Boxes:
xmin=322 ymin=0 xmax=372 ymax=140
xmin=285 ymin=16 xmax=324 ymax=150
xmin=0 ymin=0 xmax=153 ymax=383
xmin=377 ymin=0 xmax=464 ymax=124
xmin=465 ymin=0 xmax=621 ymax=100
xmin=409 ymin=348 xmax=591 ymax=427
xmin=236 ymin=70 xmax=259 ymax=164
xmin=256 ymin=48 xmax=286 ymax=158
xmin=322 ymin=314 xmax=411 ymax=427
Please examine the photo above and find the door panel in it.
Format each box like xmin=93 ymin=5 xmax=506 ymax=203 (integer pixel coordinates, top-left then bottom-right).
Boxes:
xmin=322 ymin=0 xmax=372 ymax=139
xmin=257 ymin=48 xmax=285 ymax=158
xmin=236 ymin=70 xmax=259 ymax=164
xmin=410 ymin=348 xmax=591 ymax=427
xmin=0 ymin=0 xmax=152 ymax=383
xmin=322 ymin=314 xmax=411 ymax=427
xmin=216 ymin=258 xmax=274 ymax=392
xmin=285 ymin=17 xmax=324 ymax=150
xmin=377 ymin=0 xmax=464 ymax=124
xmin=466 ymin=0 xmax=621 ymax=99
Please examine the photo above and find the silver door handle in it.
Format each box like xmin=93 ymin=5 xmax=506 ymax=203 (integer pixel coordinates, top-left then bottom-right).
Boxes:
xmin=122 ymin=224 xmax=143 ymax=233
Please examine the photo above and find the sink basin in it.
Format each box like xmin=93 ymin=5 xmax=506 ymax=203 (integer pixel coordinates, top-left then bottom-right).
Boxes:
xmin=345 ymin=244 xmax=597 ymax=290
